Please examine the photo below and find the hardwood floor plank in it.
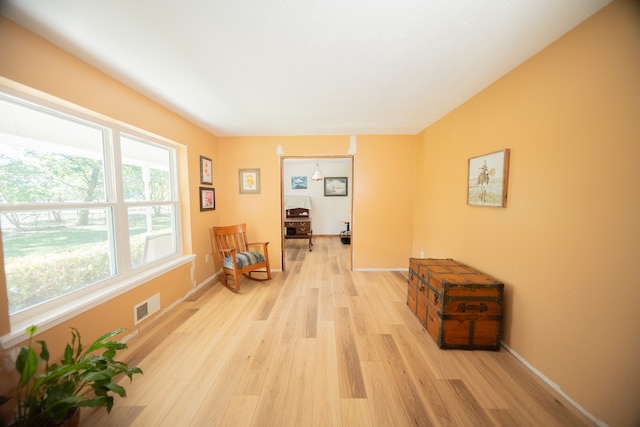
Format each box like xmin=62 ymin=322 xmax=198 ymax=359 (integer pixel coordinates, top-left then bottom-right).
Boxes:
xmin=253 ymin=280 xmax=281 ymax=321
xmin=376 ymin=333 xmax=434 ymax=426
xmin=272 ymin=295 xmax=303 ymax=361
xmin=80 ymin=237 xmax=595 ymax=427
xmin=80 ymin=405 xmax=145 ymax=426
xmin=183 ymin=280 xmax=218 ymax=302
xmin=334 ymin=307 xmax=367 ymax=399
xmin=447 ymin=350 xmax=509 ymax=410
xmin=347 ymin=293 xmax=374 ymax=336
xmin=233 ymin=317 xmax=284 ymax=395
xmin=119 ymin=333 xmax=193 ymax=405
xmin=388 ymin=324 xmax=456 ymax=427
xmin=341 ymin=273 xmax=358 ymax=296
xmin=187 ymin=333 xmax=257 ymax=427
xmin=123 ymin=308 xmax=198 ymax=368
xmin=485 ymin=408 xmax=532 ymax=427
xmin=318 ymin=276 xmax=335 ymax=322
xmin=219 ymin=395 xmax=260 ymax=427
xmin=341 ymin=398 xmax=373 ymax=427
xmin=331 ymin=275 xmax=352 ymax=308
xmin=251 ymin=361 xmax=290 ymax=426
xmin=312 ymin=321 xmax=343 ymax=427
xmin=129 ymin=378 xmax=190 ymax=427
xmin=304 ymin=287 xmax=319 ymax=338
xmin=281 ymin=338 xmax=316 ymax=426
xmin=444 ymin=379 xmax=494 ymax=426
xmin=361 ymin=361 xmax=406 ymax=427
xmin=471 ymin=350 xmax=593 ymax=426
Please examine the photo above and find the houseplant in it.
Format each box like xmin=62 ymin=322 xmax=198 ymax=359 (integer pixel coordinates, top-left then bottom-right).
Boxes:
xmin=2 ymin=325 xmax=142 ymax=427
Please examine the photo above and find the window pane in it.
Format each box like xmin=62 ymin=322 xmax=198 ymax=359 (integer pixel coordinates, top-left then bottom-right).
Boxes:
xmin=121 ymin=135 xmax=171 ymax=202
xmin=0 ymin=97 xmax=107 ymax=204
xmin=1 ymin=208 xmax=115 ymax=314
xmin=128 ymin=205 xmax=176 ymax=266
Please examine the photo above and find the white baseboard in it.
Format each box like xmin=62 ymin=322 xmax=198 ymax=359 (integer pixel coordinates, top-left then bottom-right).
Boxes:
xmin=501 ymin=342 xmax=607 ymax=427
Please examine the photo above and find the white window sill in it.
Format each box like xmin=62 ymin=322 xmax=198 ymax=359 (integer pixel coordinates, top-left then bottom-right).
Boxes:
xmin=0 ymin=254 xmax=195 ymax=349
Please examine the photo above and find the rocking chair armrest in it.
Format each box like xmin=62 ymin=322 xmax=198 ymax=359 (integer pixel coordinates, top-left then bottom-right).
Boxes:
xmin=220 ymin=248 xmax=238 ymax=262
xmin=247 ymin=241 xmax=270 ymax=250
xmin=219 ymin=247 xmax=240 ymax=269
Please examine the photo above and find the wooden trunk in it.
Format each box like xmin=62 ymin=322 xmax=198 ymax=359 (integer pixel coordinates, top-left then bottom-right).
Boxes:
xmin=407 ymin=258 xmax=504 ymax=351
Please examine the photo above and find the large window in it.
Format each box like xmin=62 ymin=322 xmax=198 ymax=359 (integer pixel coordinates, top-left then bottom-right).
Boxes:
xmin=0 ymin=90 xmax=181 ymax=318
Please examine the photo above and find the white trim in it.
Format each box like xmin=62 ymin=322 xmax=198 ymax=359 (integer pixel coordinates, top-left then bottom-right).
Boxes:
xmin=0 ymin=255 xmax=195 ymax=349
xmin=0 ymin=81 xmax=186 ymax=331
xmin=501 ymin=342 xmax=608 ymax=427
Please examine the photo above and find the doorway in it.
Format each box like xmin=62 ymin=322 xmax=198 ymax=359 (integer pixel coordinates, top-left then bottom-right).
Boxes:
xmin=280 ymin=156 xmax=353 ymax=271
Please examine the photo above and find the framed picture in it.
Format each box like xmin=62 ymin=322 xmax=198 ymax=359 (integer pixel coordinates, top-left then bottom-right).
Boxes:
xmin=200 ymin=156 xmax=212 ymax=185
xmin=291 ymin=176 xmax=308 ymax=189
xmin=324 ymin=177 xmax=348 ymax=197
xmin=467 ymin=149 xmax=510 ymax=207
xmin=199 ymin=187 xmax=215 ymax=211
xmin=239 ymin=168 xmax=260 ymax=194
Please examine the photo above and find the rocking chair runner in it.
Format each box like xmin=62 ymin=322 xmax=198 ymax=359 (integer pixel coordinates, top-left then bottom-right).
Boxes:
xmin=210 ymin=223 xmax=272 ymax=292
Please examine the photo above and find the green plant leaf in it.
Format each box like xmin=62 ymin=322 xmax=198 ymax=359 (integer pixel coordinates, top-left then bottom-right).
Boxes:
xmin=76 ymin=396 xmax=110 ymax=408
xmin=63 ymin=342 xmax=74 ymax=365
xmin=11 ymin=326 xmax=142 ymax=426
xmin=104 ymin=382 xmax=126 ymax=398
xmin=15 ymin=347 xmax=38 ymax=387
xmin=71 ymin=328 xmax=83 ymax=359
xmin=36 ymin=339 xmax=49 ymax=364
xmin=82 ymin=369 xmax=114 ymax=382
xmin=86 ymin=328 xmax=125 ymax=353
xmin=25 ymin=325 xmax=39 ymax=337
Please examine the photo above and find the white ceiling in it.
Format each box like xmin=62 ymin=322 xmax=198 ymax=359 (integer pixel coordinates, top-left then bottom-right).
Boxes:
xmin=1 ymin=0 xmax=611 ymax=137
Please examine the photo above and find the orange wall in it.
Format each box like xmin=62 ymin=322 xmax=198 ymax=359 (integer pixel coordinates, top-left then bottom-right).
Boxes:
xmin=413 ymin=1 xmax=640 ymax=425
xmin=216 ymin=135 xmax=417 ymax=270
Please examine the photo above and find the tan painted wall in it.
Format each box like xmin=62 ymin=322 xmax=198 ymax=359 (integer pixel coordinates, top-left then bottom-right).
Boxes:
xmin=216 ymin=135 xmax=417 ymax=270
xmin=413 ymin=1 xmax=640 ymax=425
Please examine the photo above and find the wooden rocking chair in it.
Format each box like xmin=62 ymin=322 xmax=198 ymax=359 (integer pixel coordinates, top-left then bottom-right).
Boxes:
xmin=210 ymin=223 xmax=272 ymax=292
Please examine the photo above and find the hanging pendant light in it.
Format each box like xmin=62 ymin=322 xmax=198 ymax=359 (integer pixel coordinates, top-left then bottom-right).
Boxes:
xmin=311 ymin=159 xmax=323 ymax=181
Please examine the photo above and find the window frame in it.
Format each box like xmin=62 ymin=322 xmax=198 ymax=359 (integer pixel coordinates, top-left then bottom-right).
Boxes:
xmin=0 ymin=85 xmax=190 ymax=347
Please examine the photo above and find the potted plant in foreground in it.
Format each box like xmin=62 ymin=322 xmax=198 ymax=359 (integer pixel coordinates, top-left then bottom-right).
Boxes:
xmin=2 ymin=325 xmax=142 ymax=427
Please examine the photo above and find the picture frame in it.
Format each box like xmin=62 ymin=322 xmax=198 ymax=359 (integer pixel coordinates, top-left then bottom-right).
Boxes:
xmin=324 ymin=177 xmax=348 ymax=197
xmin=291 ymin=176 xmax=308 ymax=190
xmin=239 ymin=168 xmax=261 ymax=194
xmin=200 ymin=155 xmax=212 ymax=185
xmin=199 ymin=187 xmax=215 ymax=211
xmin=467 ymin=149 xmax=510 ymax=207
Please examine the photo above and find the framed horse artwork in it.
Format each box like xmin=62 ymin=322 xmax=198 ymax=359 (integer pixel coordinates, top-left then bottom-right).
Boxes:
xmin=467 ymin=149 xmax=510 ymax=207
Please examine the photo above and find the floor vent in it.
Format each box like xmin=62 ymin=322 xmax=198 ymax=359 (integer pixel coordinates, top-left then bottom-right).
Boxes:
xmin=134 ymin=293 xmax=160 ymax=325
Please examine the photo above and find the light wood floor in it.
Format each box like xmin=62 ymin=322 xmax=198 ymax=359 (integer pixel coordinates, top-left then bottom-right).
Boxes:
xmin=81 ymin=237 xmax=594 ymax=426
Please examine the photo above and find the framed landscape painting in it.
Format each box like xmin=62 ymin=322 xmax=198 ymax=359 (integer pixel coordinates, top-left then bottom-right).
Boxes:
xmin=467 ymin=149 xmax=510 ymax=207
xmin=292 ymin=176 xmax=308 ymax=189
xmin=324 ymin=177 xmax=348 ymax=197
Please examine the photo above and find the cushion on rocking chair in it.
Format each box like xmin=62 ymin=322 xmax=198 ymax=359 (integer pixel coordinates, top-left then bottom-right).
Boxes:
xmin=222 ymin=251 xmax=266 ymax=269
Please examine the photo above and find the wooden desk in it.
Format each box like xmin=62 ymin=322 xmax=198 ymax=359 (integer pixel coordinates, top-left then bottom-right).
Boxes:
xmin=284 ymin=208 xmax=313 ymax=251
xmin=284 ymin=218 xmax=313 ymax=251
